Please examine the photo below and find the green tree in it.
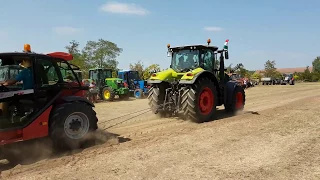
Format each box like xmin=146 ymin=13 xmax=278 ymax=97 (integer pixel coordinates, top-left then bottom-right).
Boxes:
xmin=82 ymin=39 xmax=123 ymax=70
xmin=65 ymin=40 xmax=85 ymax=68
xmin=238 ymin=67 xmax=249 ymax=77
xmin=263 ymin=60 xmax=277 ymax=77
xmin=129 ymin=60 xmax=144 ymax=79
xmin=312 ymin=56 xmax=320 ymax=73
xmin=143 ymin=64 xmax=161 ymax=80
xmin=303 ymin=66 xmax=312 ymax=81
xmin=251 ymin=72 xmax=262 ymax=80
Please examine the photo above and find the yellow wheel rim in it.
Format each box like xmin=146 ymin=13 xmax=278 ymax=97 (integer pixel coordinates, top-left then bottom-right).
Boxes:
xmin=104 ymin=90 xmax=110 ymax=99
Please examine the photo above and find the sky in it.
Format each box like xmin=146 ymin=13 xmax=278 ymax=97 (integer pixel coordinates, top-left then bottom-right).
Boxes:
xmin=0 ymin=0 xmax=319 ymax=71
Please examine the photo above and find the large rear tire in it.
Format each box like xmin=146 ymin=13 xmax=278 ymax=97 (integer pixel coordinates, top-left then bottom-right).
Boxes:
xmin=49 ymin=102 xmax=98 ymax=150
xmin=147 ymin=85 xmax=167 ymax=117
xmin=181 ymin=78 xmax=217 ymax=123
xmin=225 ymin=85 xmax=246 ymax=115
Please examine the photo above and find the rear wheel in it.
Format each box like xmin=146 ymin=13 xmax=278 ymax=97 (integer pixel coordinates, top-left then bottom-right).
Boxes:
xmin=102 ymin=87 xmax=115 ymax=101
xmin=225 ymin=85 xmax=245 ymax=114
xmin=147 ymin=85 xmax=167 ymax=117
xmin=49 ymin=102 xmax=98 ymax=150
xmin=181 ymin=78 xmax=217 ymax=123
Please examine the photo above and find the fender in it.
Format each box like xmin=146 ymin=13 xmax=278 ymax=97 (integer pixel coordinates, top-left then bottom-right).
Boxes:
xmin=179 ymin=70 xmax=216 ymax=84
xmin=61 ymin=95 xmax=95 ymax=107
xmin=224 ymin=80 xmax=239 ymax=105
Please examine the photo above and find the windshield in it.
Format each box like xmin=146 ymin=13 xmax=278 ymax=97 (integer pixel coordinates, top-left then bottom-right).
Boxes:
xmin=101 ymin=69 xmax=113 ymax=79
xmin=171 ymin=49 xmax=199 ymax=72
xmin=128 ymin=71 xmax=140 ymax=80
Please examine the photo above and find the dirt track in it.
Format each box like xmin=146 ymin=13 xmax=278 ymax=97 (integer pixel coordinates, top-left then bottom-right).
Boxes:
xmin=1 ymin=83 xmax=320 ymax=180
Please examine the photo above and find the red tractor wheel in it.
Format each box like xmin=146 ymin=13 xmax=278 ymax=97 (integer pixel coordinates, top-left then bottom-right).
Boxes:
xmin=49 ymin=102 xmax=98 ymax=150
xmin=224 ymin=85 xmax=245 ymax=114
xmin=181 ymin=78 xmax=217 ymax=123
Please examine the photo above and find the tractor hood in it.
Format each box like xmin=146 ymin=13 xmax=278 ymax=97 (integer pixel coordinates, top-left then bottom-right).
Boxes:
xmin=149 ymin=68 xmax=204 ymax=82
xmin=105 ymin=77 xmax=124 ymax=83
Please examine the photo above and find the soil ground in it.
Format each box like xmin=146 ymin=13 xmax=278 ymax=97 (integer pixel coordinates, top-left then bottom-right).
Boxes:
xmin=1 ymin=83 xmax=320 ymax=180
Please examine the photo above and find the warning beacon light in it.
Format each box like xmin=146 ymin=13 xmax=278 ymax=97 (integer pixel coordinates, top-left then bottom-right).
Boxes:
xmin=167 ymin=44 xmax=170 ymax=48
xmin=24 ymin=44 xmax=31 ymax=52
xmin=207 ymin=39 xmax=211 ymax=45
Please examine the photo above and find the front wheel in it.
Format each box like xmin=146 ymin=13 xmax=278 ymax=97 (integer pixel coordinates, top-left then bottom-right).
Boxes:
xmin=49 ymin=102 xmax=98 ymax=150
xmin=181 ymin=77 xmax=217 ymax=123
xmin=225 ymin=85 xmax=246 ymax=115
xmin=102 ymin=87 xmax=115 ymax=101
xmin=134 ymin=89 xmax=144 ymax=99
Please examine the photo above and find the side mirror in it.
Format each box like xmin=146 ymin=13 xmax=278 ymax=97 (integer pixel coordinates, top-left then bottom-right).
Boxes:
xmin=167 ymin=51 xmax=172 ymax=57
xmin=225 ymin=51 xmax=229 ymax=59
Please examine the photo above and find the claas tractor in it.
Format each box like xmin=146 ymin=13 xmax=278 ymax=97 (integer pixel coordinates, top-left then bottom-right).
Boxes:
xmin=0 ymin=44 xmax=98 ymax=162
xmin=147 ymin=39 xmax=245 ymax=123
xmin=86 ymin=68 xmax=129 ymax=101
xmin=118 ymin=70 xmax=150 ymax=99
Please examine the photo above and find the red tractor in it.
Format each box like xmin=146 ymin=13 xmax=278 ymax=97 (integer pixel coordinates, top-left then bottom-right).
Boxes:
xmin=0 ymin=44 xmax=98 ymax=162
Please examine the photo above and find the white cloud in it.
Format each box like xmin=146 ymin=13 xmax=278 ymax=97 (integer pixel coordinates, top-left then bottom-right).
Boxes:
xmin=100 ymin=2 xmax=149 ymax=15
xmin=204 ymin=27 xmax=224 ymax=32
xmin=52 ymin=27 xmax=82 ymax=35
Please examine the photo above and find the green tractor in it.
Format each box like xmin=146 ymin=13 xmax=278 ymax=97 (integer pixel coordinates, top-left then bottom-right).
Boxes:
xmin=59 ymin=63 xmax=83 ymax=81
xmin=147 ymin=39 xmax=245 ymax=123
xmin=87 ymin=68 xmax=129 ymax=101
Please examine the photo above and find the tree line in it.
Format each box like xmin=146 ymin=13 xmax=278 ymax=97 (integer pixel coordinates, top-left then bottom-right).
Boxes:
xmin=230 ymin=57 xmax=320 ymax=82
xmin=65 ymin=39 xmax=161 ymax=79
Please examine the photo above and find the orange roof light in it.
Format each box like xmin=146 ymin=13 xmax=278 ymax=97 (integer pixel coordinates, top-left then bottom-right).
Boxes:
xmin=207 ymin=39 xmax=211 ymax=45
xmin=167 ymin=44 xmax=170 ymax=48
xmin=24 ymin=44 xmax=31 ymax=52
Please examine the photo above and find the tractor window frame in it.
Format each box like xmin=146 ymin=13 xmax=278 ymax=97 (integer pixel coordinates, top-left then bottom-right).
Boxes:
xmin=200 ymin=49 xmax=215 ymax=71
xmin=56 ymin=60 xmax=81 ymax=84
xmin=34 ymin=57 xmax=63 ymax=88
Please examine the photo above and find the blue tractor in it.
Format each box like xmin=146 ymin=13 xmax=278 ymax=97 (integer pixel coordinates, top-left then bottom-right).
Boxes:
xmin=117 ymin=70 xmax=150 ymax=99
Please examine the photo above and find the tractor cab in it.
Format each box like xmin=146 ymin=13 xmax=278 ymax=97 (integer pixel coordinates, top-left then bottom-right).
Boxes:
xmin=0 ymin=44 xmax=98 ymax=161
xmin=87 ymin=68 xmax=129 ymax=101
xmin=118 ymin=70 xmax=149 ymax=99
xmin=166 ymin=39 xmax=229 ymax=82
xmin=168 ymin=44 xmax=219 ymax=74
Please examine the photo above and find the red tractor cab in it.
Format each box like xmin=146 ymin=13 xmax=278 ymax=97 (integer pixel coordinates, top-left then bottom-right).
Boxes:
xmin=0 ymin=45 xmax=98 ymax=162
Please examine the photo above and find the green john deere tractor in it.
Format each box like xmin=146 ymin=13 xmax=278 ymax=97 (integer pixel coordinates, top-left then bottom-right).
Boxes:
xmin=87 ymin=68 xmax=129 ymax=101
xmin=147 ymin=39 xmax=245 ymax=123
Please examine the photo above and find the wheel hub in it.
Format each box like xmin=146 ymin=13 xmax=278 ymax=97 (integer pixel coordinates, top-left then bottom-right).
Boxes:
xmin=64 ymin=113 xmax=90 ymax=139
xmin=198 ymin=87 xmax=214 ymax=115
xmin=69 ymin=119 xmax=82 ymax=131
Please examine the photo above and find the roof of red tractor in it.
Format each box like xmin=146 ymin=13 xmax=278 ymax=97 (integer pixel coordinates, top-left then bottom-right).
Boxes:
xmin=0 ymin=51 xmax=73 ymax=61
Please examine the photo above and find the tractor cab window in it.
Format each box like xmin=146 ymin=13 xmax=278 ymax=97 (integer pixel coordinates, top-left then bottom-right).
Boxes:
xmin=118 ymin=73 xmax=123 ymax=79
xmin=101 ymin=70 xmax=113 ymax=79
xmin=89 ymin=70 xmax=99 ymax=80
xmin=36 ymin=58 xmax=59 ymax=86
xmin=201 ymin=49 xmax=215 ymax=71
xmin=171 ymin=49 xmax=199 ymax=72
xmin=128 ymin=71 xmax=140 ymax=80
xmin=57 ymin=61 xmax=78 ymax=82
